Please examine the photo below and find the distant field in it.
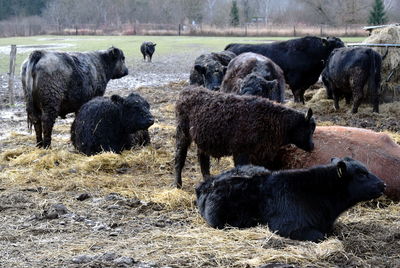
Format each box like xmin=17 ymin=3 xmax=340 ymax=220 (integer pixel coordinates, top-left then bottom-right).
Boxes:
xmin=0 ymin=35 xmax=366 ymax=73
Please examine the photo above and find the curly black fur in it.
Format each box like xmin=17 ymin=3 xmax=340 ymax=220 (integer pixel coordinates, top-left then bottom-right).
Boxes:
xmin=196 ymin=157 xmax=385 ymax=242
xmin=71 ymin=93 xmax=154 ymax=156
xmin=189 ymin=51 xmax=236 ymax=90
xmin=322 ymin=47 xmax=383 ymax=113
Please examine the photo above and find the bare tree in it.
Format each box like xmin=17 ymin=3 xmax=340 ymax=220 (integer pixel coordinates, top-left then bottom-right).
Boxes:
xmin=299 ymin=0 xmax=336 ymax=25
xmin=340 ymin=0 xmax=370 ymax=24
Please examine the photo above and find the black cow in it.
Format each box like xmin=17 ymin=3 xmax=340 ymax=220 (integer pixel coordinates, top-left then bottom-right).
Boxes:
xmin=140 ymin=41 xmax=156 ymax=62
xmin=196 ymin=157 xmax=385 ymax=242
xmin=71 ymin=93 xmax=154 ymax=156
xmin=21 ymin=47 xmax=128 ymax=148
xmin=322 ymin=47 xmax=383 ymax=113
xmin=220 ymin=52 xmax=285 ymax=103
xmin=189 ymin=51 xmax=236 ymax=90
xmin=225 ymin=36 xmax=345 ymax=103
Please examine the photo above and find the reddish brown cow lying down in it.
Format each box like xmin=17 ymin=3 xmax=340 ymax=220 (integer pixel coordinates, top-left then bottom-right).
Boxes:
xmin=275 ymin=126 xmax=400 ymax=200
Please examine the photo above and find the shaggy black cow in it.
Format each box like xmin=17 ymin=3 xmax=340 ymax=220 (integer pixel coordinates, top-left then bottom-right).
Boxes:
xmin=71 ymin=93 xmax=154 ymax=156
xmin=225 ymin=36 xmax=345 ymax=103
xmin=322 ymin=47 xmax=383 ymax=113
xmin=189 ymin=50 xmax=236 ymax=90
xmin=196 ymin=157 xmax=385 ymax=242
xmin=21 ymin=47 xmax=128 ymax=148
xmin=174 ymin=87 xmax=315 ymax=188
xmin=220 ymin=52 xmax=285 ymax=103
xmin=140 ymin=41 xmax=156 ymax=62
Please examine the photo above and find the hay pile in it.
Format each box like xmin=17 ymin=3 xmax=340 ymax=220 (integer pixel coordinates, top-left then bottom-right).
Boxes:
xmin=363 ymin=25 xmax=400 ymax=102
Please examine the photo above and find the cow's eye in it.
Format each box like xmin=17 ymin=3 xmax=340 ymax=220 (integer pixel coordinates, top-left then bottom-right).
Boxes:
xmin=358 ymin=169 xmax=368 ymax=176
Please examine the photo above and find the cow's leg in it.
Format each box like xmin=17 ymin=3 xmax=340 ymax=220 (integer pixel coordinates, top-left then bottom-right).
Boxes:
xmin=332 ymin=90 xmax=340 ymax=111
xmin=371 ymin=74 xmax=380 ymax=113
xmin=174 ymin=124 xmax=191 ymax=188
xmin=351 ymin=88 xmax=363 ymax=114
xmin=293 ymin=88 xmax=305 ymax=104
xmin=197 ymin=149 xmax=210 ymax=178
xmin=33 ymin=120 xmax=43 ymax=147
xmin=41 ymin=110 xmax=57 ymax=149
xmin=344 ymin=93 xmax=352 ymax=105
xmin=233 ymin=154 xmax=250 ymax=166
xmin=322 ymin=76 xmax=333 ymax=99
xmin=149 ymin=54 xmax=152 ymax=62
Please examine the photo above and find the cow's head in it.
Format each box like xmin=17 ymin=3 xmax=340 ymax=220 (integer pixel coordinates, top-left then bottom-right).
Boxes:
xmin=240 ymin=74 xmax=279 ymax=100
xmin=146 ymin=42 xmax=156 ymax=54
xmin=331 ymin=157 xmax=385 ymax=202
xmin=194 ymin=61 xmax=227 ymax=91
xmin=112 ymin=93 xmax=154 ymax=133
xmin=107 ymin=47 xmax=129 ymax=79
xmin=323 ymin=37 xmax=345 ymax=52
xmin=288 ymin=108 xmax=316 ymax=152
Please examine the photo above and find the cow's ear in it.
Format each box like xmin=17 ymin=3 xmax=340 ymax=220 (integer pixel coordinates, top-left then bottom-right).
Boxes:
xmin=153 ymin=43 xmax=157 ymax=46
xmin=109 ymin=47 xmax=121 ymax=59
xmin=322 ymin=38 xmax=329 ymax=47
xmin=305 ymin=108 xmax=313 ymax=121
xmin=194 ymin=64 xmax=206 ymax=73
xmin=336 ymin=160 xmax=347 ymax=179
xmin=111 ymin=95 xmax=125 ymax=104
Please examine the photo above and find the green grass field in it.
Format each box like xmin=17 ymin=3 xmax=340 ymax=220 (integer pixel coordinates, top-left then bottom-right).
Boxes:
xmin=0 ymin=35 xmax=366 ymax=73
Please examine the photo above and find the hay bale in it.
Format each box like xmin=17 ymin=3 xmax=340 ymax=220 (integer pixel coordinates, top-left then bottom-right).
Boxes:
xmin=363 ymin=26 xmax=400 ymax=102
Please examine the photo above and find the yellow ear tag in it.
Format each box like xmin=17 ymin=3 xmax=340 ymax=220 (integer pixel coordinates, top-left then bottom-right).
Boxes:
xmin=337 ymin=167 xmax=343 ymax=178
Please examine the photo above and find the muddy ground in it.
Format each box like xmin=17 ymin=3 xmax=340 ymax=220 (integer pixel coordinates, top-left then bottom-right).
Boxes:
xmin=0 ymin=52 xmax=400 ymax=268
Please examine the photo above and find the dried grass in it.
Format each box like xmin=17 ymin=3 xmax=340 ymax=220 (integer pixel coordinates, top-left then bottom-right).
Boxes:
xmin=363 ymin=25 xmax=400 ymax=102
xmin=0 ymin=82 xmax=399 ymax=268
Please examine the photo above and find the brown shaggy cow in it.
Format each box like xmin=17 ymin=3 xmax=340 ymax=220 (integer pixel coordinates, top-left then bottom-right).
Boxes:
xmin=220 ymin=52 xmax=285 ymax=103
xmin=174 ymin=87 xmax=316 ymax=188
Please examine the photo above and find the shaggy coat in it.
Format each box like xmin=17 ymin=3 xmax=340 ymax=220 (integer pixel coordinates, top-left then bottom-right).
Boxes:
xmin=71 ymin=93 xmax=154 ymax=156
xmin=322 ymin=47 xmax=383 ymax=113
xmin=225 ymin=36 xmax=345 ymax=103
xmin=220 ymin=52 xmax=285 ymax=103
xmin=140 ymin=41 xmax=156 ymax=62
xmin=196 ymin=157 xmax=386 ymax=242
xmin=21 ymin=47 xmax=128 ymax=148
xmin=189 ymin=50 xmax=236 ymax=90
xmin=174 ymin=87 xmax=316 ymax=188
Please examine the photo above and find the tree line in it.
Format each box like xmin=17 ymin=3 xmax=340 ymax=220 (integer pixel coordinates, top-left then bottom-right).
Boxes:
xmin=0 ymin=0 xmax=398 ymax=32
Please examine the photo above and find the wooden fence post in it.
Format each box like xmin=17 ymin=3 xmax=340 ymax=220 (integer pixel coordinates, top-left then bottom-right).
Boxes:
xmin=8 ymin=44 xmax=17 ymax=106
xmin=178 ymin=24 xmax=181 ymax=36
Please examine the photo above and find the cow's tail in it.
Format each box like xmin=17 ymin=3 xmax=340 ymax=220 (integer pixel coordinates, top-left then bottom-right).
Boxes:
xmin=367 ymin=49 xmax=381 ymax=112
xmin=23 ymin=51 xmax=43 ymax=132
